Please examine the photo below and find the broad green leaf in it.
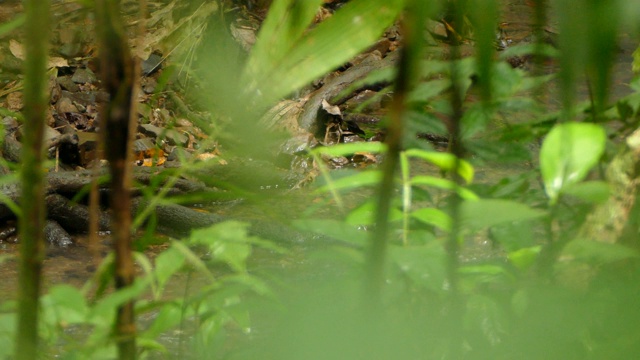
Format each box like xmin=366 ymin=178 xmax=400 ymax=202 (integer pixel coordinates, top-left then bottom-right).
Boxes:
xmin=562 ymin=181 xmax=610 ymax=204
xmin=346 ymin=200 xmax=402 ymax=226
xmin=410 ymin=175 xmax=479 ymax=200
xmin=140 ymin=303 xmax=183 ymax=339
xmin=508 ymin=246 xmax=541 ymax=271
xmin=247 ymin=0 xmax=325 ymax=75
xmin=404 ymin=149 xmax=474 ymax=184
xmin=190 ymin=221 xmax=254 ymax=272
xmin=411 ymin=207 xmax=452 ymax=232
xmin=154 ymin=245 xmax=186 ymax=290
xmin=312 ymin=142 xmax=386 ymax=157
xmin=44 ymin=285 xmax=88 ymax=324
xmin=247 ymin=0 xmax=405 ymax=102
xmin=90 ymin=279 xmax=149 ymax=321
xmin=540 ymin=123 xmax=606 ymax=204
xmin=460 ymin=199 xmax=546 ymax=229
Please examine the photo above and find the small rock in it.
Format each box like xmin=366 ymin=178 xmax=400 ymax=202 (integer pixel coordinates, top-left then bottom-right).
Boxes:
xmin=142 ymin=53 xmax=163 ymax=76
xmin=57 ymin=75 xmax=80 ymax=92
xmin=2 ymin=116 xmax=18 ymax=132
xmin=142 ymin=77 xmax=157 ymax=94
xmin=139 ymin=123 xmax=163 ymax=138
xmin=56 ymin=96 xmax=79 ymax=114
xmin=72 ymin=68 xmax=97 ymax=84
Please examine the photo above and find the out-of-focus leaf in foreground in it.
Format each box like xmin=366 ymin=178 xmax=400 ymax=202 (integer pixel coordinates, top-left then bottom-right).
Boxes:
xmin=244 ymin=0 xmax=406 ymax=105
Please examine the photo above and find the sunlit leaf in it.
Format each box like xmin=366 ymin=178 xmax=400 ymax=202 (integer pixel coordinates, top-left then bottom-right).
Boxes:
xmin=312 ymin=142 xmax=386 ymax=157
xmin=246 ymin=0 xmax=405 ymax=102
xmin=248 ymin=0 xmax=325 ymax=75
xmin=346 ymin=200 xmax=402 ymax=226
xmin=540 ymin=123 xmax=606 ymax=204
xmin=404 ymin=149 xmax=474 ymax=184
xmin=411 ymin=207 xmax=452 ymax=232
xmin=508 ymin=246 xmax=541 ymax=271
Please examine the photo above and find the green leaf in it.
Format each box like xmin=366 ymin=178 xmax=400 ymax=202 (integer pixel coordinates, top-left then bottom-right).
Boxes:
xmin=246 ymin=0 xmax=405 ymax=102
xmin=346 ymin=200 xmax=402 ymax=226
xmin=404 ymin=149 xmax=474 ymax=184
xmin=140 ymin=302 xmax=183 ymax=339
xmin=312 ymin=142 xmax=386 ymax=157
xmin=460 ymin=199 xmax=546 ymax=229
xmin=315 ymin=170 xmax=382 ymax=193
xmin=411 ymin=208 xmax=452 ymax=232
xmin=190 ymin=221 xmax=254 ymax=272
xmin=155 ymin=245 xmax=186 ymax=290
xmin=507 ymin=246 xmax=541 ymax=271
xmin=248 ymin=0 xmax=325 ymax=75
xmin=563 ymin=239 xmax=640 ymax=264
xmin=562 ymin=181 xmax=610 ymax=204
xmin=0 ymin=14 xmax=24 ymax=36
xmin=44 ymin=285 xmax=88 ymax=324
xmin=540 ymin=123 xmax=606 ymax=204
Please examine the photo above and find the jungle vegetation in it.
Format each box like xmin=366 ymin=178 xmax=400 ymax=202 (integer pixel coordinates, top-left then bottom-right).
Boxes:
xmin=3 ymin=0 xmax=640 ymax=359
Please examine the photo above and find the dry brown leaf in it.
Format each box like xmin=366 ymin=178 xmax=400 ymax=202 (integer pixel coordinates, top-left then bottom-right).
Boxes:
xmin=48 ymin=57 xmax=69 ymax=68
xmin=321 ymin=99 xmax=341 ymax=116
xmin=9 ymin=39 xmax=24 ymax=60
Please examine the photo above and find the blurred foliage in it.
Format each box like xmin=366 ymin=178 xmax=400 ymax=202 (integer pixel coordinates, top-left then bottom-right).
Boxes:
xmin=4 ymin=0 xmax=640 ymax=358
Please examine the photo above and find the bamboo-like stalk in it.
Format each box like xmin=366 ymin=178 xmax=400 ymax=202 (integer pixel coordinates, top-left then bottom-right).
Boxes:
xmin=94 ymin=0 xmax=138 ymax=358
xmin=15 ymin=0 xmax=50 ymax=358
xmin=365 ymin=1 xmax=426 ymax=301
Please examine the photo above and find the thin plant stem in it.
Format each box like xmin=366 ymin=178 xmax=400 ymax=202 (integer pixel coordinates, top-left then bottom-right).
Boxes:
xmin=15 ymin=0 xmax=50 ymax=358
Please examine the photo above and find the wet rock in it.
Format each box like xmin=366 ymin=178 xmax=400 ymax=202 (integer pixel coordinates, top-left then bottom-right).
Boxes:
xmin=2 ymin=116 xmax=19 ymax=132
xmin=167 ymin=146 xmax=194 ymax=162
xmin=139 ymin=123 xmax=163 ymax=138
xmin=44 ymin=220 xmax=73 ymax=247
xmin=56 ymin=96 xmax=79 ymax=114
xmin=139 ymin=124 xmax=188 ymax=147
xmin=142 ymin=53 xmax=163 ymax=76
xmin=61 ymin=90 xmax=94 ymax=107
xmin=57 ymin=75 xmax=80 ymax=92
xmin=141 ymin=76 xmax=157 ymax=94
xmin=72 ymin=68 xmax=97 ymax=84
